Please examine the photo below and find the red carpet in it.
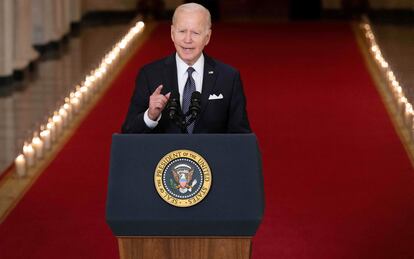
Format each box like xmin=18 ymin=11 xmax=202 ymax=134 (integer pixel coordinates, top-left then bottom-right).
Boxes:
xmin=1 ymin=22 xmax=414 ymax=258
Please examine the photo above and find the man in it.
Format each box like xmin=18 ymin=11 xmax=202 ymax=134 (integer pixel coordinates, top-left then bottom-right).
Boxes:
xmin=121 ymin=3 xmax=251 ymax=134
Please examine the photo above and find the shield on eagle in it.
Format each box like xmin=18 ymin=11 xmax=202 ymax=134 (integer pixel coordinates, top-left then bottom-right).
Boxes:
xmin=172 ymin=164 xmax=197 ymax=194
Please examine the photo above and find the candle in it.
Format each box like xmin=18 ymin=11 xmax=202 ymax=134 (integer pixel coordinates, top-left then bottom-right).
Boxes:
xmin=80 ymin=86 xmax=89 ymax=103
xmin=405 ymin=105 xmax=413 ymax=128
xmin=411 ymin=122 xmax=414 ymax=140
xmin=96 ymin=69 xmax=102 ymax=79
xmin=393 ymin=87 xmax=402 ymax=101
xmin=84 ymin=78 xmax=92 ymax=92
xmin=94 ymin=71 xmax=102 ymax=90
xmin=71 ymin=97 xmax=80 ymax=114
xmin=15 ymin=154 xmax=26 ymax=177
xmin=23 ymin=143 xmax=35 ymax=167
xmin=100 ymin=64 xmax=107 ymax=75
xmin=63 ymin=103 xmax=72 ymax=122
xmin=75 ymin=89 xmax=83 ymax=106
xmin=399 ymin=97 xmax=407 ymax=116
xmin=47 ymin=119 xmax=56 ymax=142
xmin=32 ymin=136 xmax=44 ymax=159
xmin=53 ymin=112 xmax=62 ymax=135
xmin=90 ymin=75 xmax=97 ymax=87
xmin=40 ymin=129 xmax=51 ymax=150
xmin=59 ymin=107 xmax=68 ymax=127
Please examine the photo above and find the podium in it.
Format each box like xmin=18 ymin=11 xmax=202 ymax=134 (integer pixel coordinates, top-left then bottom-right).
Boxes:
xmin=106 ymin=134 xmax=264 ymax=259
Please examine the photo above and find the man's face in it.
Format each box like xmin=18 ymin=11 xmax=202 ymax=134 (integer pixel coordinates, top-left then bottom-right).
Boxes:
xmin=171 ymin=10 xmax=211 ymax=66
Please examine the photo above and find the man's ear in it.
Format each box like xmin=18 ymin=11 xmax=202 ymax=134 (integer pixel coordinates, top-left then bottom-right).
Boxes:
xmin=171 ymin=25 xmax=175 ymax=42
xmin=205 ymin=29 xmax=212 ymax=46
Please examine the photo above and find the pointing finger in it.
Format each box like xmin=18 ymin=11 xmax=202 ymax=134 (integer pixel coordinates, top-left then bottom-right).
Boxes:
xmin=153 ymin=84 xmax=163 ymax=95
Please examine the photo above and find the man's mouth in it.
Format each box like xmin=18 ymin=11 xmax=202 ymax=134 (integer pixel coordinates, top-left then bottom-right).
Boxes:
xmin=182 ymin=47 xmax=194 ymax=52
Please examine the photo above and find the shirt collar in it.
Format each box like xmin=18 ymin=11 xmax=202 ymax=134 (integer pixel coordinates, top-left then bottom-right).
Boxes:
xmin=176 ymin=53 xmax=204 ymax=76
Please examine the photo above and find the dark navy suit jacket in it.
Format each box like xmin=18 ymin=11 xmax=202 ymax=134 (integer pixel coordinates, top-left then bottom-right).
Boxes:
xmin=121 ymin=53 xmax=251 ymax=133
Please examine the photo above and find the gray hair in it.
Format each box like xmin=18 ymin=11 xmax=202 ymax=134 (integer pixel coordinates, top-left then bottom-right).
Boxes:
xmin=172 ymin=3 xmax=212 ymax=30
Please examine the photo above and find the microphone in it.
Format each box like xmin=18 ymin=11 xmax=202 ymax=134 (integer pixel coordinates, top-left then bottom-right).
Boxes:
xmin=167 ymin=91 xmax=180 ymax=120
xmin=188 ymin=91 xmax=201 ymax=120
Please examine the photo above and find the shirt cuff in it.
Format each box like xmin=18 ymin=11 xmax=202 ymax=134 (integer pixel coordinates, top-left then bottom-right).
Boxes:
xmin=144 ymin=109 xmax=161 ymax=129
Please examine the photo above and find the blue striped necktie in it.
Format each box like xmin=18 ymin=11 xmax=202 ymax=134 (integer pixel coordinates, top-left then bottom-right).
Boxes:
xmin=182 ymin=67 xmax=196 ymax=133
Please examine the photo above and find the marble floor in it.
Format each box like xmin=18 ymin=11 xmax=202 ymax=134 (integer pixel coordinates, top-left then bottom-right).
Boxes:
xmin=0 ymin=18 xmax=413 ymax=175
xmin=0 ymin=23 xmax=129 ymax=174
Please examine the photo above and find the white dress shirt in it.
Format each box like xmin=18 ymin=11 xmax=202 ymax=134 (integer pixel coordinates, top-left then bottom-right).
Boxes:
xmin=144 ymin=53 xmax=205 ymax=128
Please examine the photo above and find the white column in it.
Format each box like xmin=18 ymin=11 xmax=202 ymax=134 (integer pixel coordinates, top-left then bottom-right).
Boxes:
xmin=32 ymin=0 xmax=45 ymax=45
xmin=14 ymin=0 xmax=39 ymax=70
xmin=57 ymin=0 xmax=65 ymax=39
xmin=71 ymin=0 xmax=82 ymax=23
xmin=42 ymin=0 xmax=55 ymax=44
xmin=62 ymin=0 xmax=71 ymax=35
xmin=0 ymin=96 xmax=16 ymax=172
xmin=0 ymin=0 xmax=14 ymax=77
xmin=50 ymin=0 xmax=62 ymax=41
xmin=32 ymin=0 xmax=55 ymax=45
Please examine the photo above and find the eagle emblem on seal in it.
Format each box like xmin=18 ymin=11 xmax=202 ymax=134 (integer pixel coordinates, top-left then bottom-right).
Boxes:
xmin=172 ymin=164 xmax=198 ymax=194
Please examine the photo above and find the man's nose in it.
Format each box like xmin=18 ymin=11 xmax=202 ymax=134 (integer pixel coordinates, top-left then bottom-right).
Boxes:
xmin=184 ymin=32 xmax=192 ymax=42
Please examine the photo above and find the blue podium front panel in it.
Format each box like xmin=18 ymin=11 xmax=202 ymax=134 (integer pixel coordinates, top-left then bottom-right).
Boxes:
xmin=106 ymin=134 xmax=264 ymax=236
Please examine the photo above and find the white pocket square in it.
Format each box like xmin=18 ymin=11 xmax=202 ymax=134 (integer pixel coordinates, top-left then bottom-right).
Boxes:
xmin=208 ymin=94 xmax=223 ymax=100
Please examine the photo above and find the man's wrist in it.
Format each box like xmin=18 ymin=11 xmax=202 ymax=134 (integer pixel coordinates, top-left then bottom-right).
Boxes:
xmin=144 ymin=109 xmax=161 ymax=129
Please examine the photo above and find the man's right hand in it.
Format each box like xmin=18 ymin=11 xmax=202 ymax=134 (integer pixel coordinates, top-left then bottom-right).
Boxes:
xmin=148 ymin=85 xmax=171 ymax=121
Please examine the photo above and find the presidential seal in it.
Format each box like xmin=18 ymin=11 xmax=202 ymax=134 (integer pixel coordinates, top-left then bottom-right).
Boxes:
xmin=154 ymin=150 xmax=212 ymax=207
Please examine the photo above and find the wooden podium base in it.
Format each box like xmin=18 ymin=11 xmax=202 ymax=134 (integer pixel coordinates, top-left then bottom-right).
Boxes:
xmin=118 ymin=236 xmax=252 ymax=259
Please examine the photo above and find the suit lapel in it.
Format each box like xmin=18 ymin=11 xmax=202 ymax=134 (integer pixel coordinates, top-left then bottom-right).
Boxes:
xmin=193 ymin=55 xmax=217 ymax=133
xmin=200 ymin=54 xmax=217 ymax=115
xmin=163 ymin=54 xmax=181 ymax=110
